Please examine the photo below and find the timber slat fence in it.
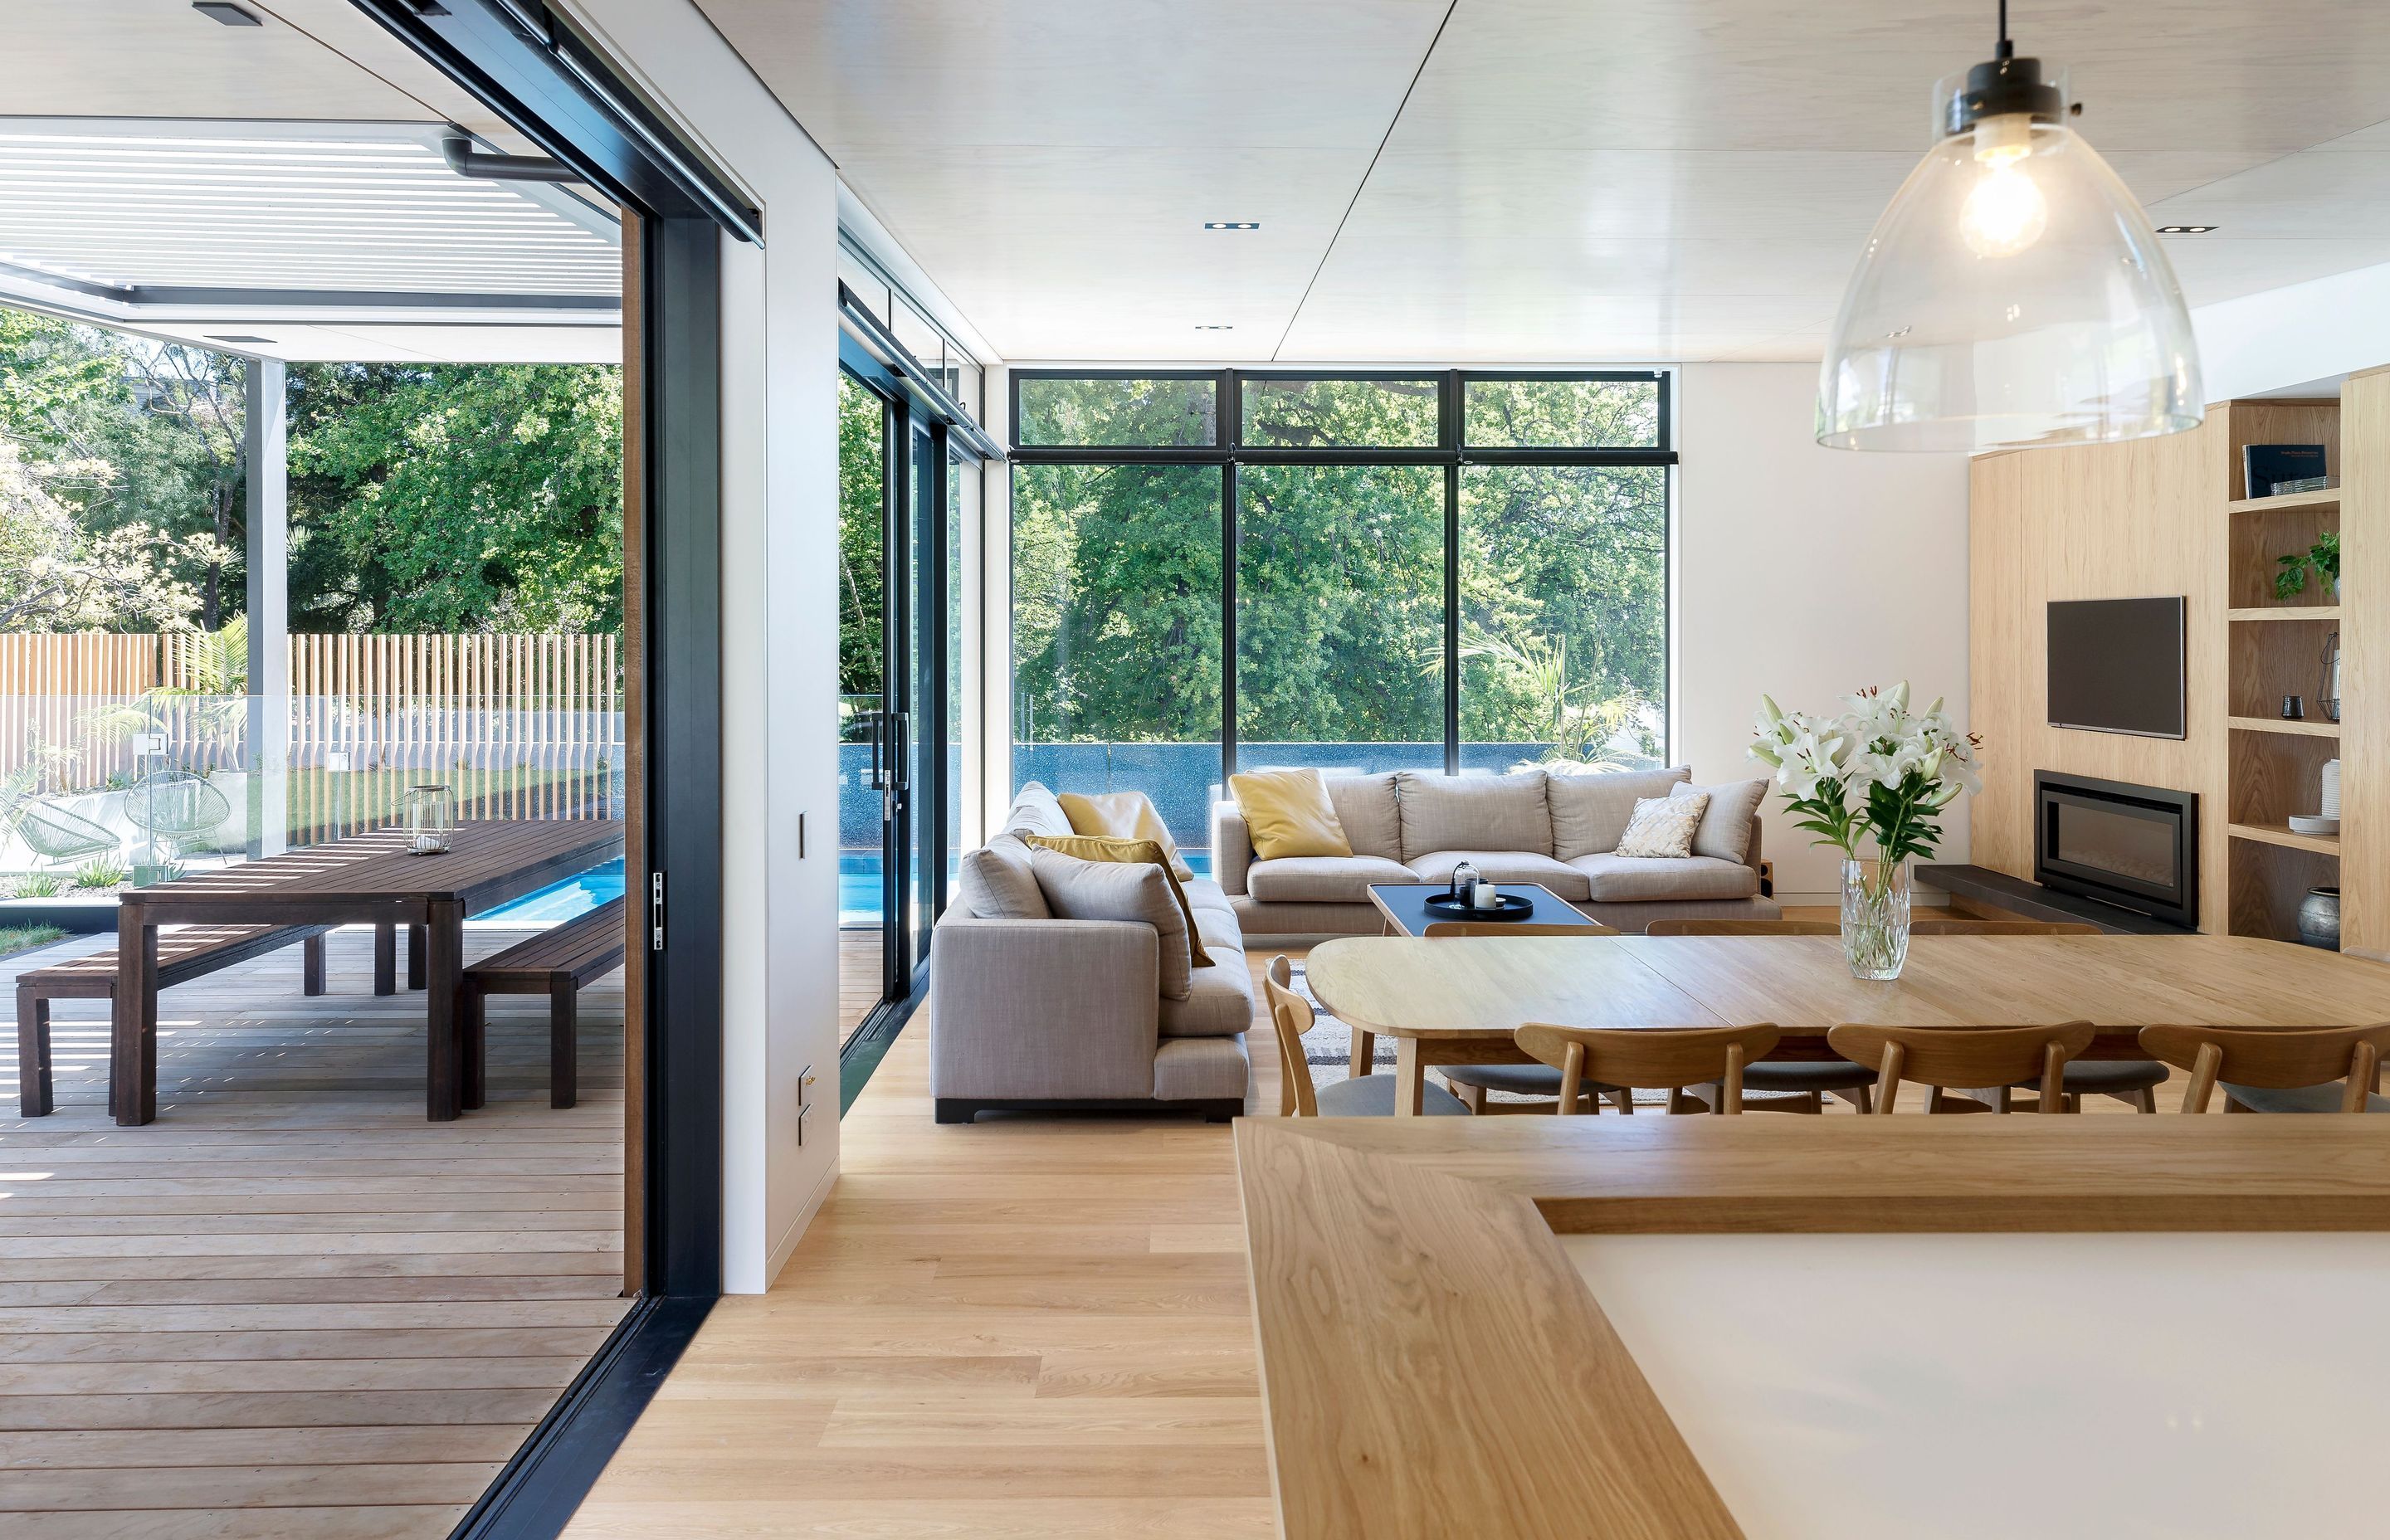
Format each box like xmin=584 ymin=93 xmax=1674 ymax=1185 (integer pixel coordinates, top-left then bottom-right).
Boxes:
xmin=3 ymin=632 xmax=622 ymax=846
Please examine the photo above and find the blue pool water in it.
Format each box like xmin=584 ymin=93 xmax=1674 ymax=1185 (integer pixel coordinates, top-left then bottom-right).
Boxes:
xmin=485 ymin=857 xmax=627 ymax=923
xmin=483 ymin=850 xmax=1215 ymax=928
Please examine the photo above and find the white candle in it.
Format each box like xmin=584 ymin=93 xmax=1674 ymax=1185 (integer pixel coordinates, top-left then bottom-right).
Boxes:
xmin=1471 ymin=880 xmax=1498 ymax=909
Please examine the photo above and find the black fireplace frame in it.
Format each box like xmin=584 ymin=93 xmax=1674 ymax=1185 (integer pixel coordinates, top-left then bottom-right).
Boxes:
xmin=2034 ymin=771 xmax=2200 ymax=928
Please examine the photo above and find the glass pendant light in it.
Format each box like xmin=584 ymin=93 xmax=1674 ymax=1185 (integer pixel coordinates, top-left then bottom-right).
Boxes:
xmin=1817 ymin=2 xmax=2203 ymax=451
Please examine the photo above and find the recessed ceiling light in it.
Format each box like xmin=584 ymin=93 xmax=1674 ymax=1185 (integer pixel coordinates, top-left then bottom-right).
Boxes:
xmin=2155 ymin=224 xmax=2218 ymax=234
xmin=206 ymin=334 xmax=274 ymax=344
xmin=192 ymin=2 xmax=263 ymax=24
xmin=1202 ymin=222 xmax=1260 ymax=231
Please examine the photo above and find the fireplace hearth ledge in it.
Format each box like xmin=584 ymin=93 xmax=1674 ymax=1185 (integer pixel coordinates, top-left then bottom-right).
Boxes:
xmin=1916 ymin=865 xmax=2197 ymax=936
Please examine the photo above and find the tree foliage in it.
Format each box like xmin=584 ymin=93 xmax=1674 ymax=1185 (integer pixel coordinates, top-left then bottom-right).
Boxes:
xmin=837 ymin=373 xmax=886 ymax=700
xmin=0 ymin=305 xmax=625 ymax=637
xmin=288 ymin=362 xmax=622 ymax=632
xmin=1011 ymin=375 xmax=1666 ymax=759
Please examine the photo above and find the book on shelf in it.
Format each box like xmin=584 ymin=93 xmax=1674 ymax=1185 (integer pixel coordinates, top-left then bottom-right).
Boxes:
xmin=2242 ymin=443 xmax=2328 ymax=499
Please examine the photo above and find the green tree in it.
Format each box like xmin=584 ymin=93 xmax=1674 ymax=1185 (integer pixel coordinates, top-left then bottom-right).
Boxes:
xmin=287 ymin=363 xmax=622 ymax=632
xmin=838 ymin=373 xmax=885 ymax=700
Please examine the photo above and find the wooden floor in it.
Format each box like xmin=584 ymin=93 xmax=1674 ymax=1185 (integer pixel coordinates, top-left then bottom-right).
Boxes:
xmin=0 ymin=926 xmax=628 ymax=1538
xmin=838 ymin=928 xmax=880 ymax=1045
xmin=567 ymin=935 xmax=2201 ymax=1538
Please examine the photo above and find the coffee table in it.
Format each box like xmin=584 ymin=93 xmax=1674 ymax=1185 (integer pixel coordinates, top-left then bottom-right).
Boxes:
xmin=1366 ymin=882 xmax=1603 ymax=938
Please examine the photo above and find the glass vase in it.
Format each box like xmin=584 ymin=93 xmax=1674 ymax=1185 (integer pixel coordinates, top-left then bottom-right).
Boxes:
xmin=402 ymin=783 xmax=456 ymax=855
xmin=1840 ymin=858 xmax=1911 ymax=980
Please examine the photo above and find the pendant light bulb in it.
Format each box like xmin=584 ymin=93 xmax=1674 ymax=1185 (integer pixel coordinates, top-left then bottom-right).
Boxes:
xmin=1958 ymin=114 xmax=2048 ymax=257
xmin=1815 ymin=22 xmax=2203 ymax=452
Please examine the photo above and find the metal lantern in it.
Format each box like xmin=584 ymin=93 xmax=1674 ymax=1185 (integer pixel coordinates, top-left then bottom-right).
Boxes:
xmin=402 ymin=783 xmax=456 ymax=855
xmin=2320 ymin=631 xmax=2343 ymax=724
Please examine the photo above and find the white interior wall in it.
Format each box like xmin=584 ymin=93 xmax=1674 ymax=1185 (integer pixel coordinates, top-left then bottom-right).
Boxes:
xmin=1675 ymin=363 xmax=1974 ymax=904
xmin=2195 ymin=260 xmax=2390 ymax=403
xmin=555 ymin=0 xmax=841 ymax=1294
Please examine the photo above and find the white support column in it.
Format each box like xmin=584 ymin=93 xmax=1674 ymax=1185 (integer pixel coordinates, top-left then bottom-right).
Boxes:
xmin=244 ymin=358 xmax=289 ymax=858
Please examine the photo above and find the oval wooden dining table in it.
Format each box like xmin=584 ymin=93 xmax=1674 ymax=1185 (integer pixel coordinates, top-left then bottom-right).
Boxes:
xmin=1300 ymin=933 xmax=2390 ymax=1114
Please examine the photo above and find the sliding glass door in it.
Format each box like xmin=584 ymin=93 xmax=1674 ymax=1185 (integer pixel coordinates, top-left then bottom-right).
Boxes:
xmin=836 ymin=364 xmax=967 ymax=1043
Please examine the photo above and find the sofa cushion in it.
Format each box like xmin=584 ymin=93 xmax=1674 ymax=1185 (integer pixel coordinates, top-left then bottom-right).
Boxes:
xmin=1324 ymin=773 xmax=1402 ymax=860
xmin=1396 ymin=770 xmax=1551 ymax=861
xmin=1059 ymin=789 xmax=1195 ymax=880
xmin=1672 ymin=778 xmax=1768 ymax=865
xmin=1002 ymin=781 xmax=1076 ymax=840
xmin=1229 ymin=768 xmax=1353 ymax=860
xmin=1182 ymin=876 xmax=1237 ymax=918
xmin=1158 ymin=946 xmax=1255 ymax=1038
xmin=1569 ymin=852 xmax=1761 ymax=903
xmin=957 ymin=836 xmax=1049 ymax=919
xmin=1247 ymin=854 xmax=1416 ymax=904
xmin=1406 ymin=850 xmax=1592 ymax=903
xmin=1615 ymin=793 xmax=1708 ymax=859
xmin=1154 ymin=1034 xmax=1251 ymax=1098
xmin=1547 ymin=766 xmax=1692 ymax=860
xmin=1193 ymin=905 xmax=1245 ymax=959
xmin=1027 ymin=833 xmax=1214 ymax=968
xmin=1029 ymin=847 xmax=1195 ymax=1000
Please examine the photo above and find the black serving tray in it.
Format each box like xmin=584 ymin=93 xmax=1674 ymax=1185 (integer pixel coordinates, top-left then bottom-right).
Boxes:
xmin=1421 ymin=891 xmax=1536 ymax=922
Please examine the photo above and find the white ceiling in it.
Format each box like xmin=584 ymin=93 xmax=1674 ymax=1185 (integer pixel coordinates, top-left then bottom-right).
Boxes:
xmin=2 ymin=0 xmax=619 ymax=363
xmin=695 ymin=0 xmax=2390 ymax=363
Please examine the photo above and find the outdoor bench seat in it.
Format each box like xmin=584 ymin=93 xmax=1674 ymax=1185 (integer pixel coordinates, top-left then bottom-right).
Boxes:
xmin=15 ymin=923 xmax=331 ymax=1116
xmin=462 ymin=896 xmax=626 ymax=1110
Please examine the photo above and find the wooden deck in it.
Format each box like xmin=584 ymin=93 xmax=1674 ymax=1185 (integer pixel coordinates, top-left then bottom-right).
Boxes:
xmin=0 ymin=924 xmax=627 ymax=1538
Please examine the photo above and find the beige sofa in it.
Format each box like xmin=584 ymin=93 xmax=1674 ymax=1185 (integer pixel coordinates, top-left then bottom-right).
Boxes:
xmin=929 ymin=783 xmax=1251 ymax=1123
xmin=1212 ymin=766 xmax=1778 ymax=941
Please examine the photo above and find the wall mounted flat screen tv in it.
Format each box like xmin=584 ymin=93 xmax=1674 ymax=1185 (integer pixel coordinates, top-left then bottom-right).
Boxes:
xmin=2047 ymin=597 xmax=2187 ymax=739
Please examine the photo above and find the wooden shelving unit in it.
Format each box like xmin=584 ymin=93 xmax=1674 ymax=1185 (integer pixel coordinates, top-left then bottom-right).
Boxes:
xmin=2226 ymin=715 xmax=2341 ymax=738
xmin=2222 ymin=395 xmax=2349 ymax=944
xmin=2227 ymin=820 xmax=2341 ymax=857
xmin=2226 ymin=486 xmax=2340 ymax=515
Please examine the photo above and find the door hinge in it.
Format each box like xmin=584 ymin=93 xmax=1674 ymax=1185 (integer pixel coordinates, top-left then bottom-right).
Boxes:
xmin=650 ymin=870 xmax=666 ymax=952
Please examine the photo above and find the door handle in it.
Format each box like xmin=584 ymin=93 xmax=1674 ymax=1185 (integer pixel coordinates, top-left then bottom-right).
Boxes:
xmin=894 ymin=710 xmax=912 ymax=794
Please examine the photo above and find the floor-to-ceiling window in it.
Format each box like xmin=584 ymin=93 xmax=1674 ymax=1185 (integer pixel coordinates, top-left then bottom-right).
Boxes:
xmin=836 ymin=246 xmax=991 ymax=1050
xmin=1008 ymin=370 xmax=1673 ymax=855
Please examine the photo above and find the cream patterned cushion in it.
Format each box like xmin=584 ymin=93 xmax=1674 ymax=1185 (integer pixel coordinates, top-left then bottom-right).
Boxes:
xmin=1614 ymin=792 xmax=1710 ymax=860
xmin=1546 ymin=766 xmax=1692 ymax=860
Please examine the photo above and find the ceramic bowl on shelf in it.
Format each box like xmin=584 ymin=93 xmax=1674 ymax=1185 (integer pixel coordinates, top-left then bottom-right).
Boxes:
xmin=2288 ymin=814 xmax=2341 ymax=836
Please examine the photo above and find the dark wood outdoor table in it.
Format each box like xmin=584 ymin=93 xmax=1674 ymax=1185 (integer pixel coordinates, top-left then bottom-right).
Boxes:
xmin=111 ymin=820 xmax=624 ymax=1125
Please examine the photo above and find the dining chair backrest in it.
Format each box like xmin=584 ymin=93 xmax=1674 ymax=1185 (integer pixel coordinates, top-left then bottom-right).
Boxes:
xmin=2139 ymin=1022 xmax=2390 ymax=1114
xmin=1826 ymin=1021 xmax=2097 ymax=1114
xmin=1513 ymin=1022 xmax=1782 ymax=1115
xmin=1642 ymin=919 xmax=1837 ymax=936
xmin=1263 ymin=956 xmax=1320 ymax=1118
xmin=1906 ymin=919 xmax=2101 ymax=936
xmin=1422 ymin=921 xmax=1621 ymax=938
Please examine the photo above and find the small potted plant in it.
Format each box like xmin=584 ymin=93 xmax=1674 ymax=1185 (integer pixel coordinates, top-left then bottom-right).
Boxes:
xmin=2275 ymin=531 xmax=2340 ymax=602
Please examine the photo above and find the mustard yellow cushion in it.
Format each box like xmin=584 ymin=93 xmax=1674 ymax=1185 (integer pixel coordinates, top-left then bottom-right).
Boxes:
xmin=1024 ymin=834 xmax=1213 ymax=967
xmin=1228 ymin=768 xmax=1352 ymax=860
xmin=1057 ymin=790 xmax=1194 ymax=881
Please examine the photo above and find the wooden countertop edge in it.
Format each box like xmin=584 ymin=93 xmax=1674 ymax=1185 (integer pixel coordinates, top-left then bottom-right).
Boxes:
xmin=1233 ymin=1118 xmax=1743 ymax=1540
xmin=1236 ymin=1116 xmax=2390 ymax=1538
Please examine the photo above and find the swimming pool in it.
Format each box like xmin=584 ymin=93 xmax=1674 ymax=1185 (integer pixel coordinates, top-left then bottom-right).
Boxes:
xmin=482 ymin=854 xmax=888 ymax=926
xmin=482 ymin=850 xmax=1212 ymax=928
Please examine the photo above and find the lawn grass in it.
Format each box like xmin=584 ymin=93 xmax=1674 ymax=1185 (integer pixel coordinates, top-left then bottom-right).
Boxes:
xmin=0 ymin=925 xmax=68 ymax=960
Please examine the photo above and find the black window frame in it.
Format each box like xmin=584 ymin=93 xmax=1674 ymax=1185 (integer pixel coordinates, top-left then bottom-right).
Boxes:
xmin=1007 ymin=368 xmax=1677 ymax=787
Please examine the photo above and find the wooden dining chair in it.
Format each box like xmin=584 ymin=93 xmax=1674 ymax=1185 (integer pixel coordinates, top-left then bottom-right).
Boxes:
xmin=1422 ymin=923 xmax=1627 ymax=1110
xmin=1514 ymin=1023 xmax=1783 ymax=1115
xmin=1906 ymin=919 xmax=2102 ymax=936
xmin=2138 ymin=1023 xmax=2390 ymax=1114
xmin=1826 ymin=1021 xmax=2098 ymax=1114
xmin=1263 ymin=956 xmax=1470 ymax=1117
xmin=1422 ymin=921 xmax=1622 ymax=937
xmin=1642 ymin=918 xmax=1839 ymax=936
xmin=1636 ymin=919 xmax=1871 ymax=1108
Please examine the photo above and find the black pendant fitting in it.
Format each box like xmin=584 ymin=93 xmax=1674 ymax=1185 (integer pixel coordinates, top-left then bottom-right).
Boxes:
xmin=1944 ymin=55 xmax=2065 ymax=135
